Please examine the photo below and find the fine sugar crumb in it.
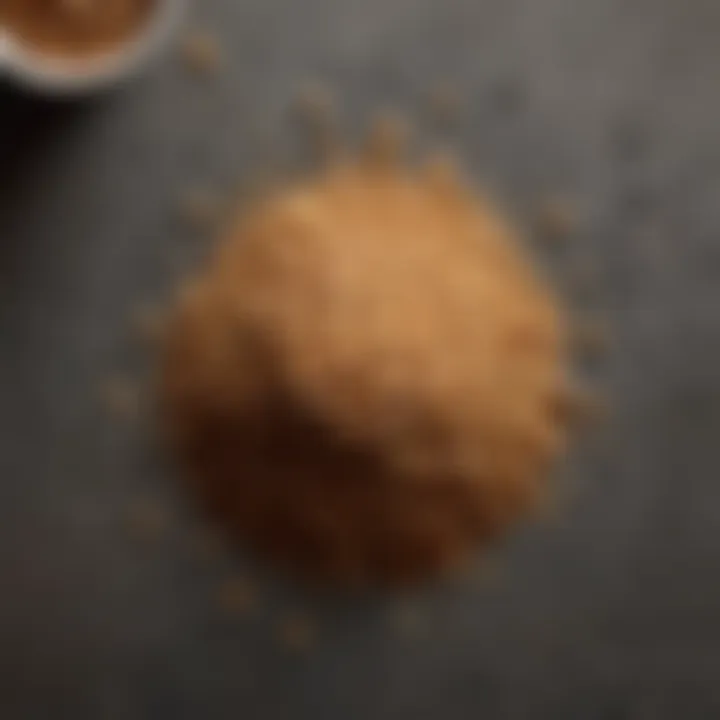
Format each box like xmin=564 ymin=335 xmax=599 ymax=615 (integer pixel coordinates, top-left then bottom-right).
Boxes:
xmin=179 ymin=187 xmax=223 ymax=229
xmin=126 ymin=497 xmax=170 ymax=540
xmin=159 ymin=147 xmax=570 ymax=587
xmin=101 ymin=376 xmax=140 ymax=419
xmin=279 ymin=612 xmax=315 ymax=652
xmin=217 ymin=576 xmax=257 ymax=616
xmin=536 ymin=195 xmax=579 ymax=244
xmin=130 ymin=304 xmax=166 ymax=345
xmin=181 ymin=30 xmax=223 ymax=75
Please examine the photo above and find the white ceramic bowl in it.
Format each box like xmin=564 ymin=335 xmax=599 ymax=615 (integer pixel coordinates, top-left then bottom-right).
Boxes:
xmin=0 ymin=0 xmax=186 ymax=96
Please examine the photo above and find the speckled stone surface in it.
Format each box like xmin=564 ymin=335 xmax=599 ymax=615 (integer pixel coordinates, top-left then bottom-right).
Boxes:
xmin=2 ymin=0 xmax=720 ymax=717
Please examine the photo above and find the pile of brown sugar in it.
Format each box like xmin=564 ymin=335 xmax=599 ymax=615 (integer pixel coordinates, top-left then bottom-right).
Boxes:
xmin=160 ymin=151 xmax=573 ymax=588
xmin=0 ymin=0 xmax=155 ymax=58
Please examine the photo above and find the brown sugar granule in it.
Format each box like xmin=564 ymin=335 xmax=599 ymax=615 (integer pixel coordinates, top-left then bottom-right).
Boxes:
xmin=160 ymin=143 xmax=573 ymax=588
xmin=217 ymin=576 xmax=257 ymax=616
xmin=279 ymin=613 xmax=315 ymax=652
xmin=180 ymin=30 xmax=222 ymax=75
xmin=1 ymin=0 xmax=155 ymax=58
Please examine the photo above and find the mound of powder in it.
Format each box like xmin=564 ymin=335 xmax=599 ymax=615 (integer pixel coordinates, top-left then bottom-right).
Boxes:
xmin=1 ymin=0 xmax=154 ymax=58
xmin=160 ymin=158 xmax=571 ymax=587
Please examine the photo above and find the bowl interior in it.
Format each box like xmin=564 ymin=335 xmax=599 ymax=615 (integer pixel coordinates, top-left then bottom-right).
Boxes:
xmin=1 ymin=0 xmax=185 ymax=94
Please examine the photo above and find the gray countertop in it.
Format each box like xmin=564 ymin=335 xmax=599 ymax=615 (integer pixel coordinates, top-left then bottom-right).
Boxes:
xmin=2 ymin=0 xmax=720 ymax=717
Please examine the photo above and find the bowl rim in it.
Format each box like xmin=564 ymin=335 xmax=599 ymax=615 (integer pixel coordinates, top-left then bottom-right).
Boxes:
xmin=0 ymin=0 xmax=187 ymax=95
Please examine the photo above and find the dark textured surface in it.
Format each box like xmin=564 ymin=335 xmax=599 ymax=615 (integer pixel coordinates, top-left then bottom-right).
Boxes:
xmin=2 ymin=0 xmax=720 ymax=717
